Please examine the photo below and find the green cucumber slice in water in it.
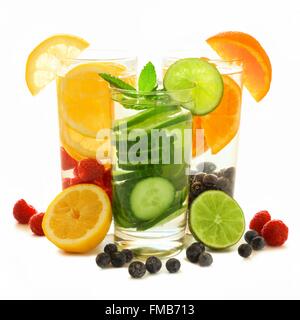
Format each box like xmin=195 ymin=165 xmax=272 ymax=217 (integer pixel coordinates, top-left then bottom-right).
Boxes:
xmin=189 ymin=190 xmax=245 ymax=250
xmin=130 ymin=177 xmax=175 ymax=221
xmin=164 ymin=58 xmax=224 ymax=115
xmin=137 ymin=206 xmax=186 ymax=231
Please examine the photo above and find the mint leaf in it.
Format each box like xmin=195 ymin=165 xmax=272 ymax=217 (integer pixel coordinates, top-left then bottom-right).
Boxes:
xmin=138 ymin=62 xmax=157 ymax=92
xmin=99 ymin=73 xmax=136 ymax=91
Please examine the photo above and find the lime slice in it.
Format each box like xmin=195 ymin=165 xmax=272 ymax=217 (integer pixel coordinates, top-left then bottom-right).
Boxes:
xmin=164 ymin=58 xmax=224 ymax=115
xmin=189 ymin=190 xmax=245 ymax=249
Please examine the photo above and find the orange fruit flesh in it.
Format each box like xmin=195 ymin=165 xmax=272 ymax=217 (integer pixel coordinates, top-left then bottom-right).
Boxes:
xmin=192 ymin=116 xmax=208 ymax=157
xmin=207 ymin=31 xmax=271 ymax=102
xmin=200 ymin=75 xmax=242 ymax=154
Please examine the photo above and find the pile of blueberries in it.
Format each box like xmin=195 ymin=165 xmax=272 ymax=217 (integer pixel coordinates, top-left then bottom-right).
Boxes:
xmin=238 ymin=230 xmax=265 ymax=258
xmin=96 ymin=243 xmax=181 ymax=279
xmin=189 ymin=162 xmax=236 ymax=207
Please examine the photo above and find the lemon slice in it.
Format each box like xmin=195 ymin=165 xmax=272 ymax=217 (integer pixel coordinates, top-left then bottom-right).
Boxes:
xmin=26 ymin=34 xmax=89 ymax=95
xmin=42 ymin=184 xmax=112 ymax=253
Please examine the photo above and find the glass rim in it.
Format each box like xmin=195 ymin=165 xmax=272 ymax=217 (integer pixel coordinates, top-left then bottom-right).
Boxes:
xmin=163 ymin=56 xmax=243 ymax=75
xmin=110 ymin=86 xmax=196 ymax=96
xmin=61 ymin=49 xmax=138 ymax=64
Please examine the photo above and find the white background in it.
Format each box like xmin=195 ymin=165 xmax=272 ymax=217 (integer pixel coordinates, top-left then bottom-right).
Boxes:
xmin=1 ymin=0 xmax=300 ymax=300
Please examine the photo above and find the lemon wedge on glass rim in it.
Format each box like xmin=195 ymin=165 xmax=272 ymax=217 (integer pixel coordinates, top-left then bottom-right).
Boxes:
xmin=25 ymin=34 xmax=89 ymax=95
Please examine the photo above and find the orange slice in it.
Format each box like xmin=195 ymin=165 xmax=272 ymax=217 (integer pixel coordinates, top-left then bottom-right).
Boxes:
xmin=207 ymin=31 xmax=272 ymax=102
xmin=192 ymin=116 xmax=209 ymax=157
xmin=201 ymin=75 xmax=242 ymax=154
xmin=42 ymin=184 xmax=112 ymax=253
xmin=26 ymin=34 xmax=89 ymax=95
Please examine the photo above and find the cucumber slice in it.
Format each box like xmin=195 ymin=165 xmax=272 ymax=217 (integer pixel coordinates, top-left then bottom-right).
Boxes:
xmin=164 ymin=58 xmax=224 ymax=115
xmin=113 ymin=166 xmax=161 ymax=182
xmin=113 ymin=105 xmax=176 ymax=131
xmin=160 ymin=164 xmax=188 ymax=190
xmin=137 ymin=206 xmax=186 ymax=231
xmin=130 ymin=177 xmax=175 ymax=221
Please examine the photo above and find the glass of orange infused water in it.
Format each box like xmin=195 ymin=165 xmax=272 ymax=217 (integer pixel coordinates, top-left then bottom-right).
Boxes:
xmin=162 ymin=55 xmax=243 ymax=208
xmin=56 ymin=51 xmax=137 ymax=199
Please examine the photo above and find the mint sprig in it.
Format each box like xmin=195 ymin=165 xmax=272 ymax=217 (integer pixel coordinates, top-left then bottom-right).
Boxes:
xmin=99 ymin=62 xmax=171 ymax=110
xmin=99 ymin=73 xmax=136 ymax=91
xmin=138 ymin=62 xmax=157 ymax=92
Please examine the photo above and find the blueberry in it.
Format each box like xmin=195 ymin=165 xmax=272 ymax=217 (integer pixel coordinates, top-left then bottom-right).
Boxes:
xmin=238 ymin=244 xmax=252 ymax=258
xmin=189 ymin=174 xmax=196 ymax=184
xmin=198 ymin=253 xmax=213 ymax=267
xmin=95 ymin=252 xmax=111 ymax=268
xmin=128 ymin=261 xmax=147 ymax=279
xmin=191 ymin=181 xmax=204 ymax=196
xmin=111 ymin=252 xmax=126 ymax=267
xmin=223 ymin=167 xmax=236 ymax=182
xmin=197 ymin=162 xmax=217 ymax=174
xmin=251 ymin=236 xmax=265 ymax=251
xmin=244 ymin=230 xmax=259 ymax=244
xmin=216 ymin=177 xmax=230 ymax=190
xmin=166 ymin=258 xmax=181 ymax=273
xmin=186 ymin=242 xmax=205 ymax=263
xmin=203 ymin=174 xmax=218 ymax=187
xmin=193 ymin=172 xmax=206 ymax=183
xmin=121 ymin=249 xmax=134 ymax=263
xmin=104 ymin=243 xmax=118 ymax=255
xmin=146 ymin=256 xmax=162 ymax=274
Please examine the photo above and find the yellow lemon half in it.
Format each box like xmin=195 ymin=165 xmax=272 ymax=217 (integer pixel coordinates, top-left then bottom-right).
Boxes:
xmin=42 ymin=184 xmax=112 ymax=253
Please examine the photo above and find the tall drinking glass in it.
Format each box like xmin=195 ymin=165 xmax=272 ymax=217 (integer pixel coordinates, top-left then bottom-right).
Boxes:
xmin=163 ymin=57 xmax=243 ymax=209
xmin=56 ymin=52 xmax=137 ymax=199
xmin=111 ymin=88 xmax=192 ymax=257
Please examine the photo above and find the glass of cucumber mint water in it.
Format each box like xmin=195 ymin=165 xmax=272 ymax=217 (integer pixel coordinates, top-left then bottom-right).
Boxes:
xmin=110 ymin=85 xmax=192 ymax=257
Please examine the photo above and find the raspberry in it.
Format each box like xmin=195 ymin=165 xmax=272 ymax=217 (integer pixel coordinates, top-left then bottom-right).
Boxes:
xmin=249 ymin=210 xmax=271 ymax=234
xmin=13 ymin=199 xmax=37 ymax=224
xmin=62 ymin=177 xmax=82 ymax=189
xmin=93 ymin=178 xmax=105 ymax=188
xmin=103 ymin=187 xmax=112 ymax=202
xmin=103 ymin=169 xmax=112 ymax=188
xmin=77 ymin=159 xmax=105 ymax=182
xmin=262 ymin=220 xmax=288 ymax=247
xmin=60 ymin=147 xmax=77 ymax=171
xmin=29 ymin=213 xmax=45 ymax=236
xmin=73 ymin=165 xmax=79 ymax=177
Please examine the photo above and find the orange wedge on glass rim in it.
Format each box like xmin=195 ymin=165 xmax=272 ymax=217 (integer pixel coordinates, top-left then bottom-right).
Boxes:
xmin=207 ymin=31 xmax=272 ymax=102
xmin=42 ymin=184 xmax=112 ymax=253
xmin=26 ymin=34 xmax=89 ymax=95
